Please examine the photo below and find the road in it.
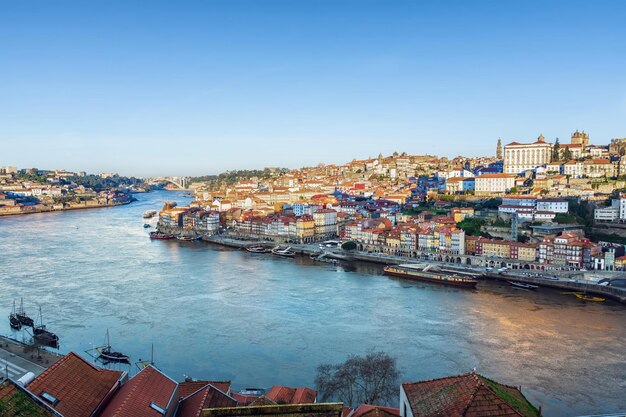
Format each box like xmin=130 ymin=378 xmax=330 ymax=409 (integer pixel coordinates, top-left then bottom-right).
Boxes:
xmin=0 ymin=345 xmax=46 ymax=381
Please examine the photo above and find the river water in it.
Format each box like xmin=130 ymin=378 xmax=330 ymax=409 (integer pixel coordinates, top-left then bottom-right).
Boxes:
xmin=0 ymin=190 xmax=624 ymax=416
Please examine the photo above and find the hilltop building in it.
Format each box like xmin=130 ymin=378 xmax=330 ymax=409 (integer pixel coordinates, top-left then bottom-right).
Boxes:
xmin=503 ymin=134 xmax=553 ymax=174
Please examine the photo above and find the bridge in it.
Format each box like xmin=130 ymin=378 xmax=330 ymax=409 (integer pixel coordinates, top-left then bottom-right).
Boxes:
xmin=148 ymin=176 xmax=190 ymax=190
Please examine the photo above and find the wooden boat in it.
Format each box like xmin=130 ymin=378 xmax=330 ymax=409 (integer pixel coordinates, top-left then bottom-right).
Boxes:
xmin=507 ymin=281 xmax=539 ymax=290
xmin=143 ymin=210 xmax=157 ymax=219
xmin=9 ymin=300 xmax=21 ymax=330
xmin=97 ymin=329 xmax=130 ymax=363
xmin=33 ymin=306 xmax=59 ymax=348
xmin=246 ymin=246 xmax=269 ymax=253
xmin=271 ymin=246 xmax=296 ymax=257
xmin=150 ymin=231 xmax=175 ymax=240
xmin=16 ymin=298 xmax=34 ymax=327
xmin=383 ymin=264 xmax=478 ymax=289
xmin=176 ymin=236 xmax=199 ymax=241
xmin=575 ymin=293 xmax=605 ymax=302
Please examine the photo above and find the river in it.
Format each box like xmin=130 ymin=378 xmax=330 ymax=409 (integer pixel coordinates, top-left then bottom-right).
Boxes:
xmin=0 ymin=190 xmax=624 ymax=416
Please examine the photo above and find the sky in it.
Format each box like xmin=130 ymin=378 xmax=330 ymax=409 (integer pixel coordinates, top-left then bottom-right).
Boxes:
xmin=1 ymin=0 xmax=625 ymax=177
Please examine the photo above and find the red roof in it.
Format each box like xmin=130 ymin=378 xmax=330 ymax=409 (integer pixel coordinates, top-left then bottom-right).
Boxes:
xmin=349 ymin=404 xmax=400 ymax=417
xmin=178 ymin=381 xmax=231 ymax=398
xmin=265 ymin=385 xmax=317 ymax=404
xmin=401 ymin=372 xmax=538 ymax=417
xmin=176 ymin=384 xmax=237 ymax=417
xmin=229 ymin=392 xmax=259 ymax=406
xmin=99 ymin=365 xmax=178 ymax=417
xmin=27 ymin=352 xmax=124 ymax=417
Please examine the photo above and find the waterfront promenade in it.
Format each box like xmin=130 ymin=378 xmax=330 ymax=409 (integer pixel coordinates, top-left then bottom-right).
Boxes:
xmin=203 ymin=235 xmax=626 ymax=304
xmin=0 ymin=335 xmax=59 ymax=381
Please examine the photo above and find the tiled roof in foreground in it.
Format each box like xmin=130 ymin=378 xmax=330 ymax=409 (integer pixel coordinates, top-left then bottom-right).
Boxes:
xmin=402 ymin=372 xmax=539 ymax=417
xmin=26 ymin=352 xmax=124 ymax=417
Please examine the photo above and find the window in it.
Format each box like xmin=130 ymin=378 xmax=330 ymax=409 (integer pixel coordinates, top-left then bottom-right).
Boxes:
xmin=40 ymin=391 xmax=59 ymax=405
xmin=150 ymin=402 xmax=166 ymax=415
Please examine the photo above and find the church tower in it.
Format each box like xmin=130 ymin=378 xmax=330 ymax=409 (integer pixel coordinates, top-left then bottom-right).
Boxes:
xmin=496 ymin=138 xmax=503 ymax=159
xmin=571 ymin=130 xmax=589 ymax=147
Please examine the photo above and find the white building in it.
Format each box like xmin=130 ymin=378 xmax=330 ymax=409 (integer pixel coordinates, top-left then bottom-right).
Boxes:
xmin=474 ymin=174 xmax=516 ymax=195
xmin=503 ymin=134 xmax=553 ymax=174
xmin=536 ymin=199 xmax=568 ymax=213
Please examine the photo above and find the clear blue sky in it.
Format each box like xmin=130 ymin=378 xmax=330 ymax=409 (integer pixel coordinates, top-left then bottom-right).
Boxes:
xmin=1 ymin=0 xmax=625 ymax=177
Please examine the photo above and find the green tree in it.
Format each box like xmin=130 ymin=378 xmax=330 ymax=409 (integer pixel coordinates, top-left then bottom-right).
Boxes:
xmin=562 ymin=147 xmax=572 ymax=162
xmin=552 ymin=138 xmax=560 ymax=160
xmin=457 ymin=217 xmax=486 ymax=236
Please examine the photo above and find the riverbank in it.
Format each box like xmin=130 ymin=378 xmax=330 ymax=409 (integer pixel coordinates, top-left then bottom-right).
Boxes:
xmin=200 ymin=235 xmax=626 ymax=304
xmin=0 ymin=334 xmax=62 ymax=368
xmin=0 ymin=199 xmax=133 ymax=217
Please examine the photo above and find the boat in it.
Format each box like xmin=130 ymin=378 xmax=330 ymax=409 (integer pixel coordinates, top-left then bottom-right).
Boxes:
xmin=575 ymin=293 xmax=605 ymax=302
xmin=177 ymin=235 xmax=199 ymax=241
xmin=507 ymin=281 xmax=539 ymax=290
xmin=97 ymin=329 xmax=130 ymax=363
xmin=246 ymin=246 xmax=269 ymax=253
xmin=9 ymin=300 xmax=21 ymax=330
xmin=143 ymin=223 xmax=151 ymax=228
xmin=383 ymin=264 xmax=478 ymax=289
xmin=33 ymin=307 xmax=59 ymax=348
xmin=143 ymin=210 xmax=157 ymax=219
xmin=271 ymin=246 xmax=296 ymax=257
xmin=149 ymin=231 xmax=175 ymax=240
xmin=16 ymin=298 xmax=34 ymax=327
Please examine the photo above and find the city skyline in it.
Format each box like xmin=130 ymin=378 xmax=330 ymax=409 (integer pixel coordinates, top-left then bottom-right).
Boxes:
xmin=2 ymin=0 xmax=625 ymax=177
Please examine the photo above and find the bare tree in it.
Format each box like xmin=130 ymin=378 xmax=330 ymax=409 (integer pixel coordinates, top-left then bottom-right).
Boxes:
xmin=315 ymin=351 xmax=400 ymax=407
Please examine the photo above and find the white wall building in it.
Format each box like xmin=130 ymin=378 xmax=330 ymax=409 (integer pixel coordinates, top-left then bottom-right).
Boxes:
xmin=503 ymin=134 xmax=553 ymax=174
xmin=474 ymin=174 xmax=516 ymax=195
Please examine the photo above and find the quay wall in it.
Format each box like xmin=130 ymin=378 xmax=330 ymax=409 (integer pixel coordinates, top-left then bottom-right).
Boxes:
xmin=166 ymin=232 xmax=626 ymax=304
xmin=0 ymin=200 xmax=132 ymax=217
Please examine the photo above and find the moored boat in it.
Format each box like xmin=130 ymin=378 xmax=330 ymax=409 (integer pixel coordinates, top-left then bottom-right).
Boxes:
xmin=16 ymin=298 xmax=34 ymax=327
xmin=143 ymin=210 xmax=157 ymax=219
xmin=97 ymin=329 xmax=130 ymax=363
xmin=176 ymin=235 xmax=199 ymax=241
xmin=507 ymin=281 xmax=539 ymax=290
xmin=383 ymin=264 xmax=478 ymax=289
xmin=33 ymin=306 xmax=59 ymax=348
xmin=246 ymin=246 xmax=269 ymax=253
xmin=271 ymin=246 xmax=296 ymax=257
xmin=150 ymin=231 xmax=175 ymax=240
xmin=575 ymin=293 xmax=605 ymax=302
xmin=9 ymin=300 xmax=21 ymax=330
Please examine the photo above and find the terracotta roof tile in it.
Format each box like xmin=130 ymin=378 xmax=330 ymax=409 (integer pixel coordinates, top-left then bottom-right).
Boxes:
xmin=350 ymin=404 xmax=400 ymax=417
xmin=99 ymin=365 xmax=178 ymax=417
xmin=176 ymin=384 xmax=238 ymax=417
xmin=265 ymin=385 xmax=317 ymax=404
xmin=26 ymin=352 xmax=124 ymax=417
xmin=178 ymin=381 xmax=232 ymax=398
xmin=401 ymin=372 xmax=539 ymax=417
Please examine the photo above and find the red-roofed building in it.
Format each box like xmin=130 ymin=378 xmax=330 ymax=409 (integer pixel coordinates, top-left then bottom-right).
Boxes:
xmin=349 ymin=404 xmax=400 ymax=417
xmin=400 ymin=372 xmax=539 ymax=417
xmin=99 ymin=365 xmax=179 ymax=417
xmin=265 ymin=385 xmax=317 ymax=404
xmin=176 ymin=384 xmax=237 ymax=417
xmin=26 ymin=352 xmax=125 ymax=417
xmin=177 ymin=381 xmax=231 ymax=398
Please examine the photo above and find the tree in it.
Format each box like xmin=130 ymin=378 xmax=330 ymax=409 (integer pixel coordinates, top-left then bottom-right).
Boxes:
xmin=341 ymin=241 xmax=357 ymax=251
xmin=315 ymin=351 xmax=400 ymax=407
xmin=561 ymin=147 xmax=572 ymax=162
xmin=552 ymin=138 xmax=560 ymax=161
